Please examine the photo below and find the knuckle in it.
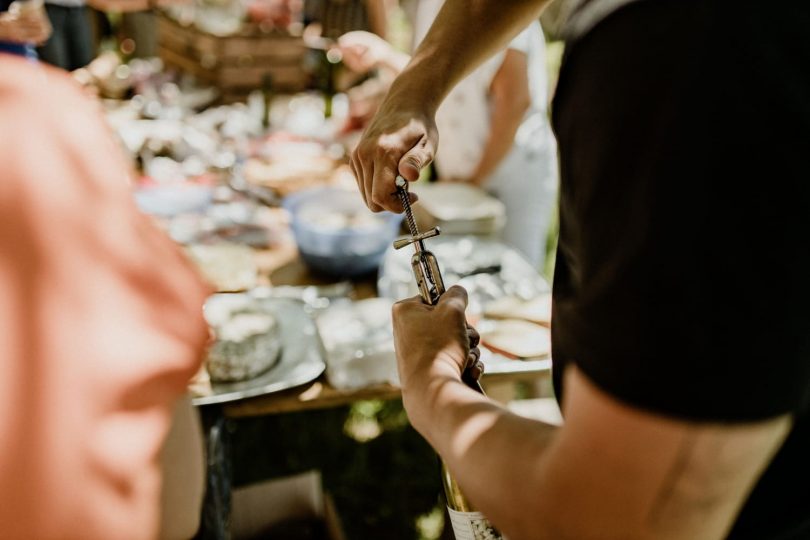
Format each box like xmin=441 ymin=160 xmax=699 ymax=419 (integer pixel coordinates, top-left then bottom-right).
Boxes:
xmin=370 ymin=192 xmax=385 ymax=207
xmin=376 ymin=143 xmax=400 ymax=162
xmin=391 ymin=302 xmax=405 ymax=318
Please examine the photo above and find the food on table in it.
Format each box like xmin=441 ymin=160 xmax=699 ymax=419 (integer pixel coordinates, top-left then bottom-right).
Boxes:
xmin=186 ymin=243 xmax=258 ymax=292
xmin=205 ymin=308 xmax=282 ymax=383
xmin=480 ymin=319 xmax=551 ymax=359
xmin=243 ymin=155 xmax=334 ymax=195
xmin=316 ymin=298 xmax=398 ymax=390
xmin=378 ymin=236 xmax=551 ymax=317
xmin=298 ymin=207 xmax=386 ymax=231
xmin=483 ymin=294 xmax=552 ymax=327
xmin=285 ymin=187 xmax=403 ymax=277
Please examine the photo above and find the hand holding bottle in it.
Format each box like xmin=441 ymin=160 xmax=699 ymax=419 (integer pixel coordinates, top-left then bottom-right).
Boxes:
xmin=392 ymin=286 xmax=483 ymax=428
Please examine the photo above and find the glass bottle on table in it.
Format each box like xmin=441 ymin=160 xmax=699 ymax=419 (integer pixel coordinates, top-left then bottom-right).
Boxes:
xmin=261 ymin=73 xmax=274 ymax=129
xmin=322 ymin=46 xmax=342 ymax=119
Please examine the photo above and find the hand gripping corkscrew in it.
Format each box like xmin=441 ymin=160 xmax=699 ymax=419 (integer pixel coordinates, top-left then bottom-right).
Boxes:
xmin=392 ymin=177 xmax=486 ymax=393
xmin=392 ymin=176 xmax=446 ymax=305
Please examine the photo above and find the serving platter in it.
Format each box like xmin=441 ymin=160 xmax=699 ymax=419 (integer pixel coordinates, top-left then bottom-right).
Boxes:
xmin=191 ymin=296 xmax=327 ymax=406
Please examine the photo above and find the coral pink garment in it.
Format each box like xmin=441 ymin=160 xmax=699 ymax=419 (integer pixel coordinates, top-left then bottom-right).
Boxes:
xmin=0 ymin=56 xmax=210 ymax=539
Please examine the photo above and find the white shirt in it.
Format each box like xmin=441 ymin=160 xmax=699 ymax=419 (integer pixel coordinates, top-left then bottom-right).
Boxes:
xmin=411 ymin=0 xmax=559 ymax=267
xmin=412 ymin=0 xmax=553 ymax=181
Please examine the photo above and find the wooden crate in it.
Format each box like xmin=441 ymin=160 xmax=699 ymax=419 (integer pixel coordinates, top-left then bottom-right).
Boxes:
xmin=157 ymin=13 xmax=310 ymax=101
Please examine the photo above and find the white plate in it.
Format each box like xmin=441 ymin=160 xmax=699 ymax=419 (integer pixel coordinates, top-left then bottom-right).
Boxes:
xmin=191 ymin=296 xmax=326 ymax=406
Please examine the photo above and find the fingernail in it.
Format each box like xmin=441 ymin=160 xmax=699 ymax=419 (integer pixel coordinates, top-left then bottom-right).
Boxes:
xmin=405 ymin=158 xmax=420 ymax=171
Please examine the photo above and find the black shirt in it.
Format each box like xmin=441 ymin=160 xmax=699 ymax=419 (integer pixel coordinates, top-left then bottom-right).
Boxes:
xmin=551 ymin=0 xmax=810 ymax=538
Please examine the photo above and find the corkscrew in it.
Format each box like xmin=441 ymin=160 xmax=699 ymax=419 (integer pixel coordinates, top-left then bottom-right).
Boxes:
xmin=392 ymin=176 xmax=446 ymax=305
xmin=392 ymin=176 xmax=483 ymax=393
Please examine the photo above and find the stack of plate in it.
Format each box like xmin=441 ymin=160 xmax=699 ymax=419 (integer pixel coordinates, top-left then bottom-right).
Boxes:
xmin=411 ymin=182 xmax=505 ymax=236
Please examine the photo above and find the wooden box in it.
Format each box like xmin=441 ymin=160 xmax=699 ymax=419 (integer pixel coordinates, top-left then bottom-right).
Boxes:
xmin=157 ymin=12 xmax=311 ymax=102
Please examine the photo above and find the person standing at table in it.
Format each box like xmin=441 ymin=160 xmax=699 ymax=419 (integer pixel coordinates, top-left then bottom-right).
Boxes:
xmin=351 ymin=0 xmax=810 ymax=538
xmin=340 ymin=1 xmax=558 ymax=268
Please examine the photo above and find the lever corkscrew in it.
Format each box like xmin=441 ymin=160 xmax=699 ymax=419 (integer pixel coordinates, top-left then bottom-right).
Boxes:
xmin=392 ymin=176 xmax=483 ymax=393
xmin=392 ymin=176 xmax=446 ymax=305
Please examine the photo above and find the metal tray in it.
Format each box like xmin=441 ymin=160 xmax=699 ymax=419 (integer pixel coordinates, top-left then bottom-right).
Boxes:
xmin=192 ymin=296 xmax=327 ymax=406
xmin=378 ymin=235 xmax=551 ymax=316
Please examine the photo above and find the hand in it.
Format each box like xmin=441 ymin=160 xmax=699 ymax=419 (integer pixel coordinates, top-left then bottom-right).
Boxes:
xmin=351 ymin=87 xmax=437 ymax=212
xmin=465 ymin=323 xmax=484 ymax=380
xmin=392 ymin=286 xmax=483 ymax=418
xmin=338 ymin=30 xmax=395 ymax=74
xmin=0 ymin=9 xmax=51 ymax=45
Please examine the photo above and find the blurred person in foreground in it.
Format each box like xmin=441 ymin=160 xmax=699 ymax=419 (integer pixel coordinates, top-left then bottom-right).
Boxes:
xmin=352 ymin=1 xmax=810 ymax=539
xmin=0 ymin=0 xmax=51 ymax=58
xmin=0 ymin=53 xmax=210 ymax=538
xmin=339 ymin=1 xmax=557 ymax=268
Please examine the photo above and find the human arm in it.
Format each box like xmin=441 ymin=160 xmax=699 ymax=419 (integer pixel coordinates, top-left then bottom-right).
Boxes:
xmin=0 ymin=7 xmax=51 ymax=44
xmin=351 ymin=0 xmax=549 ymax=212
xmin=466 ymin=48 xmax=531 ymax=186
xmin=364 ymin=0 xmax=393 ymax=39
xmin=394 ymin=287 xmax=792 ymax=540
xmin=0 ymin=59 xmax=210 ymax=539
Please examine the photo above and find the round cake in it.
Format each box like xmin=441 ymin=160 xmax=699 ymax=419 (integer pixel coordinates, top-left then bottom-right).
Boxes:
xmin=206 ymin=309 xmax=282 ymax=383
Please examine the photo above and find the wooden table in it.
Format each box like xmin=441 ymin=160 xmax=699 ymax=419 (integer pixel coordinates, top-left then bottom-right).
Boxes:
xmin=223 ymin=358 xmax=552 ymax=418
xmin=197 ymin=240 xmax=552 ymax=539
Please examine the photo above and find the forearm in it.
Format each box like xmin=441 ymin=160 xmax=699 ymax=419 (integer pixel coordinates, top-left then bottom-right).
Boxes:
xmin=407 ymin=373 xmax=556 ymax=536
xmin=387 ymin=0 xmax=548 ymax=113
xmin=365 ymin=0 xmax=391 ymax=39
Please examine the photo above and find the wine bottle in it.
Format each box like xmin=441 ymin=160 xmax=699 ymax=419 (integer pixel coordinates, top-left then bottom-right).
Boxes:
xmin=261 ymin=73 xmax=274 ymax=129
xmin=441 ymin=374 xmax=504 ymax=540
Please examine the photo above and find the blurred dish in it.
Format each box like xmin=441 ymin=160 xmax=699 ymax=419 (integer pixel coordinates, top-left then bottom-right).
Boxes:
xmin=135 ymin=182 xmax=214 ymax=217
xmin=284 ymin=187 xmax=403 ymax=278
xmin=186 ymin=242 xmax=258 ymax=292
xmin=191 ymin=296 xmax=326 ymax=406
xmin=316 ymin=298 xmax=398 ymax=390
xmin=378 ymin=236 xmax=550 ymax=316
xmin=244 ymin=155 xmax=335 ymax=196
xmin=483 ymin=294 xmax=552 ymax=327
xmin=412 ymin=182 xmax=505 ymax=235
xmin=204 ymin=293 xmax=282 ymax=383
xmin=479 ymin=319 xmax=551 ymax=359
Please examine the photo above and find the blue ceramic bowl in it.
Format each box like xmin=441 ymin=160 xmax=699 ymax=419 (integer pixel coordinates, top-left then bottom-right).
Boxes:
xmin=283 ymin=187 xmax=403 ymax=278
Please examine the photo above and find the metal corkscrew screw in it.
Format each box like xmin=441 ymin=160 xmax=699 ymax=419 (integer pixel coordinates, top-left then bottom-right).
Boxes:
xmin=392 ymin=176 xmax=446 ymax=305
